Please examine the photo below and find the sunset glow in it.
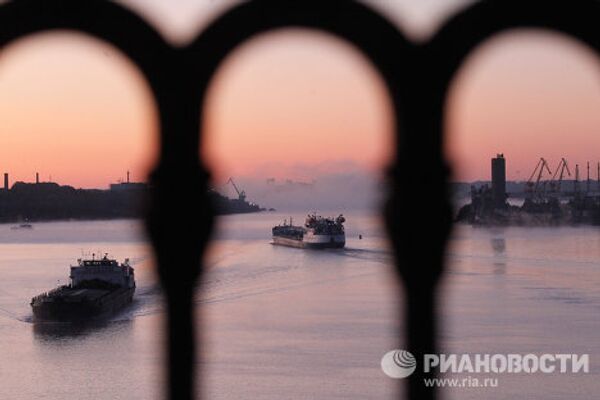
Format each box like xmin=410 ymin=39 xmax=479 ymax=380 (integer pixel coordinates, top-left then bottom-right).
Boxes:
xmin=1 ymin=21 xmax=600 ymax=188
xmin=0 ymin=33 xmax=158 ymax=189
xmin=202 ymin=29 xmax=395 ymax=182
xmin=447 ymin=30 xmax=600 ymax=182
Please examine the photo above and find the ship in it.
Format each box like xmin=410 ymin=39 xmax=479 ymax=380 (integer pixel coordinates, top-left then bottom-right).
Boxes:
xmin=272 ymin=213 xmax=346 ymax=249
xmin=30 ymin=254 xmax=135 ymax=321
xmin=10 ymin=223 xmax=33 ymax=230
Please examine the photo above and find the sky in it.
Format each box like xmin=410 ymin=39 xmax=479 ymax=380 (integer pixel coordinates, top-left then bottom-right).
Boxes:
xmin=0 ymin=33 xmax=158 ymax=188
xmin=447 ymin=30 xmax=600 ymax=182
xmin=0 ymin=0 xmax=599 ymax=188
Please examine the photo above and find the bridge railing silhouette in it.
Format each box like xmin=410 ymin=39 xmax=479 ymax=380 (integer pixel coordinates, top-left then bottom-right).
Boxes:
xmin=1 ymin=1 xmax=599 ymax=399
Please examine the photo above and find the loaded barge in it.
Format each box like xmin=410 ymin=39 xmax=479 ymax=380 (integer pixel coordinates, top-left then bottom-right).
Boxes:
xmin=31 ymin=254 xmax=135 ymax=321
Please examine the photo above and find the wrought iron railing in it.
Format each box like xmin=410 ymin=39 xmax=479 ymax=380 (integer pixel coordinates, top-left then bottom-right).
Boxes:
xmin=1 ymin=1 xmax=599 ymax=399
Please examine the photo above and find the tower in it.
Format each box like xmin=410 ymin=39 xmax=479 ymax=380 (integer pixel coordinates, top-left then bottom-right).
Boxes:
xmin=491 ymin=154 xmax=506 ymax=209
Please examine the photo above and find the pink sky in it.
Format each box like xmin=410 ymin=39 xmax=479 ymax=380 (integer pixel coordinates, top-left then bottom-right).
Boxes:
xmin=0 ymin=33 xmax=158 ymax=189
xmin=0 ymin=2 xmax=599 ymax=187
xmin=202 ymin=29 xmax=394 ymax=182
xmin=447 ymin=29 xmax=600 ymax=182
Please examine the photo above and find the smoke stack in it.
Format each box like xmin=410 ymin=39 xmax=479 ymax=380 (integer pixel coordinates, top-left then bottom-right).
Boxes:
xmin=3 ymin=173 xmax=8 ymax=191
xmin=575 ymin=164 xmax=580 ymax=193
xmin=36 ymin=172 xmax=39 ymax=184
xmin=587 ymin=162 xmax=590 ymax=193
xmin=127 ymin=170 xmax=130 ymax=184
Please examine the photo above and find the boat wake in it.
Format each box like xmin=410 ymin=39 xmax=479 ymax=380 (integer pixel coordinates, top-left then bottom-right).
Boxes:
xmin=0 ymin=306 xmax=32 ymax=323
xmin=339 ymin=247 xmax=392 ymax=264
xmin=1 ymin=245 xmax=393 ymax=324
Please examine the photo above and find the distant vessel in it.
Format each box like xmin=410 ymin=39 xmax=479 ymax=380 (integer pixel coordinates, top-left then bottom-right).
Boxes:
xmin=10 ymin=223 xmax=32 ymax=230
xmin=30 ymin=254 xmax=135 ymax=321
xmin=272 ymin=213 xmax=346 ymax=249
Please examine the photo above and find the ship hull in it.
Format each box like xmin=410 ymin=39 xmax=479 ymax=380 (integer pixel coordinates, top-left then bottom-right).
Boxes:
xmin=31 ymin=287 xmax=135 ymax=322
xmin=272 ymin=234 xmax=345 ymax=249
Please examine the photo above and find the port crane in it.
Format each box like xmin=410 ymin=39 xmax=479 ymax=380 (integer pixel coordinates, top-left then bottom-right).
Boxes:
xmin=227 ymin=177 xmax=246 ymax=202
xmin=526 ymin=157 xmax=552 ymax=197
xmin=549 ymin=158 xmax=571 ymax=194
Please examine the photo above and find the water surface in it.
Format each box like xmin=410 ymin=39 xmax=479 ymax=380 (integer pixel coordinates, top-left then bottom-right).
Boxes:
xmin=0 ymin=215 xmax=598 ymax=399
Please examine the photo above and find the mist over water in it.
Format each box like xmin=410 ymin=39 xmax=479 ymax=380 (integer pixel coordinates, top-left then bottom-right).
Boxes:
xmin=0 ymin=216 xmax=598 ymax=399
xmin=213 ymin=161 xmax=385 ymax=212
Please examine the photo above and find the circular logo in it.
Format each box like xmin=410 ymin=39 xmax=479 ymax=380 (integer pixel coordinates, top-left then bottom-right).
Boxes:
xmin=381 ymin=349 xmax=417 ymax=378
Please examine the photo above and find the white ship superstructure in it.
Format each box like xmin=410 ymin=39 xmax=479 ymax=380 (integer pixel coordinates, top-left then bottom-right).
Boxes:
xmin=272 ymin=213 xmax=345 ymax=249
xmin=30 ymin=254 xmax=135 ymax=321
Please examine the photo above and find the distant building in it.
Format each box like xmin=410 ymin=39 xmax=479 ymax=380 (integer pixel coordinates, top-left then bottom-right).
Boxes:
xmin=266 ymin=178 xmax=315 ymax=188
xmin=110 ymin=182 xmax=147 ymax=192
xmin=110 ymin=171 xmax=148 ymax=192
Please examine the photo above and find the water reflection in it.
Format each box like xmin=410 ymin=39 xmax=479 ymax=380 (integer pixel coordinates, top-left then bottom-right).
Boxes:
xmin=490 ymin=232 xmax=507 ymax=273
xmin=490 ymin=237 xmax=506 ymax=254
xmin=33 ymin=317 xmax=132 ymax=342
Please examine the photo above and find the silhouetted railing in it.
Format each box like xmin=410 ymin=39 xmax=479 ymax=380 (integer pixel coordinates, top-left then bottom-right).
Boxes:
xmin=1 ymin=1 xmax=599 ymax=399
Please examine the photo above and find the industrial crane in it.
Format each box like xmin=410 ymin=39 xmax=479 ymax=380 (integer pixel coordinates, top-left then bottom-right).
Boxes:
xmin=227 ymin=177 xmax=246 ymax=202
xmin=526 ymin=157 xmax=552 ymax=196
xmin=549 ymin=158 xmax=571 ymax=194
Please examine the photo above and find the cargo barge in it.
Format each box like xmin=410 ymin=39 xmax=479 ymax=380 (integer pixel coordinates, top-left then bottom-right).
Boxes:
xmin=31 ymin=254 xmax=135 ymax=321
